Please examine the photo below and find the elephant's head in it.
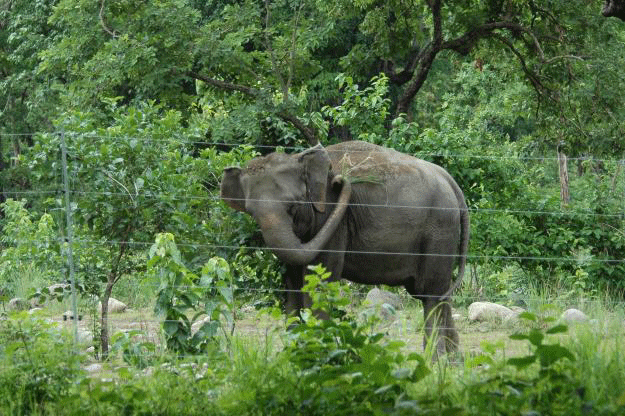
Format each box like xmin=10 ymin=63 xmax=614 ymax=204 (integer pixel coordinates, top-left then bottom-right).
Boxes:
xmin=220 ymin=144 xmax=351 ymax=265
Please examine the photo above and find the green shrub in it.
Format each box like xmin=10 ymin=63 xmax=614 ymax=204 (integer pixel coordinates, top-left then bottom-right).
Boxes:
xmin=274 ymin=265 xmax=431 ymax=415
xmin=0 ymin=313 xmax=84 ymax=415
xmin=148 ymin=233 xmax=236 ymax=354
xmin=0 ymin=199 xmax=63 ymax=298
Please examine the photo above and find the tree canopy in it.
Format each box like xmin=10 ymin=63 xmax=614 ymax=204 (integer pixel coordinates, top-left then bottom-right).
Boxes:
xmin=0 ymin=0 xmax=621 ymax=151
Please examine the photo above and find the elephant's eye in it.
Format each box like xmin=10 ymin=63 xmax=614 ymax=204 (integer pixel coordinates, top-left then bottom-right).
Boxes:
xmin=287 ymin=204 xmax=297 ymax=217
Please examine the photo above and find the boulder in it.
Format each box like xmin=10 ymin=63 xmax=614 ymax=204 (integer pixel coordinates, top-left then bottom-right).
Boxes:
xmin=28 ymin=308 xmax=43 ymax=315
xmin=561 ymin=308 xmax=588 ymax=323
xmin=63 ymin=310 xmax=83 ymax=321
xmin=77 ymin=329 xmax=93 ymax=344
xmin=192 ymin=316 xmax=212 ymax=334
xmin=98 ymin=297 xmax=127 ymax=314
xmin=468 ymin=302 xmax=514 ymax=322
xmin=84 ymin=363 xmax=103 ymax=373
xmin=503 ymin=306 xmax=526 ymax=323
xmin=365 ymin=288 xmax=402 ymax=310
xmin=48 ymin=283 xmax=70 ymax=293
xmin=8 ymin=297 xmax=29 ymax=311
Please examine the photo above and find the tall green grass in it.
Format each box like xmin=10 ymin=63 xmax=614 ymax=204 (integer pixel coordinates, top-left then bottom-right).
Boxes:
xmin=1 ymin=288 xmax=625 ymax=415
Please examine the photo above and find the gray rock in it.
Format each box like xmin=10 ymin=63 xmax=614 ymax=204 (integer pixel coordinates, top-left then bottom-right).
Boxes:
xmin=98 ymin=297 xmax=127 ymax=314
xmin=561 ymin=308 xmax=588 ymax=323
xmin=8 ymin=297 xmax=29 ymax=311
xmin=62 ymin=310 xmax=83 ymax=321
xmin=28 ymin=308 xmax=43 ymax=315
xmin=29 ymin=297 xmax=42 ymax=308
xmin=504 ymin=306 xmax=526 ymax=323
xmin=191 ymin=316 xmax=212 ymax=334
xmin=84 ymin=363 xmax=103 ymax=373
xmin=365 ymin=288 xmax=402 ymax=310
xmin=468 ymin=302 xmax=514 ymax=322
xmin=77 ymin=329 xmax=93 ymax=344
xmin=48 ymin=283 xmax=70 ymax=293
xmin=240 ymin=305 xmax=255 ymax=315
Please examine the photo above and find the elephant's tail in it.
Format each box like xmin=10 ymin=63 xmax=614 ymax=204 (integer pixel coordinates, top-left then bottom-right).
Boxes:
xmin=440 ymin=189 xmax=470 ymax=302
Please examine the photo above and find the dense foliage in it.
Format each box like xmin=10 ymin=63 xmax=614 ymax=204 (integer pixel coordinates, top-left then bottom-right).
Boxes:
xmin=1 ymin=0 xmax=624 ymax=399
xmin=1 ymin=273 xmax=625 ymax=415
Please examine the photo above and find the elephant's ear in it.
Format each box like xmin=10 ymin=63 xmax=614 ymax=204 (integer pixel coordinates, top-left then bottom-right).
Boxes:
xmin=220 ymin=167 xmax=246 ymax=212
xmin=299 ymin=144 xmax=331 ymax=213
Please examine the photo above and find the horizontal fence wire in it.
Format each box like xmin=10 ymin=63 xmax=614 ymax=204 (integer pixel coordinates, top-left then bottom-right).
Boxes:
xmin=1 ymin=189 xmax=623 ymax=219
xmin=5 ymin=130 xmax=625 ymax=163
xmin=1 ymin=131 xmax=624 ymax=359
xmin=3 ymin=237 xmax=625 ymax=264
xmin=25 ymin=284 xmax=625 ymax=303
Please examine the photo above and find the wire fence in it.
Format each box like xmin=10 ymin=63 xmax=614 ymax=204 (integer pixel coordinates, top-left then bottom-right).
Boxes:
xmin=1 ymin=131 xmax=625 ymax=358
xmin=4 ymin=130 xmax=625 ymax=163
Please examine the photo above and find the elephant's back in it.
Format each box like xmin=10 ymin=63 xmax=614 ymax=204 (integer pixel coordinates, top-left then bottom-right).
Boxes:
xmin=327 ymin=141 xmax=461 ymax=209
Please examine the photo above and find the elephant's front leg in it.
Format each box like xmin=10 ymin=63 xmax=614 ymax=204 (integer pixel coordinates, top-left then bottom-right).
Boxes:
xmin=283 ymin=225 xmax=347 ymax=319
xmin=283 ymin=264 xmax=307 ymax=316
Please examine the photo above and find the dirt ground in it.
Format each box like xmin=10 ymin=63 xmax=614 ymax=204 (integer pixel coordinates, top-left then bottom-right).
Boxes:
xmin=49 ymin=301 xmax=535 ymax=360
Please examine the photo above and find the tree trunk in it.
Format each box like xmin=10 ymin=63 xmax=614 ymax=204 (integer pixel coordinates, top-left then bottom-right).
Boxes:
xmin=558 ymin=150 xmax=570 ymax=208
xmin=99 ymin=240 xmax=128 ymax=359
xmin=99 ymin=277 xmax=115 ymax=358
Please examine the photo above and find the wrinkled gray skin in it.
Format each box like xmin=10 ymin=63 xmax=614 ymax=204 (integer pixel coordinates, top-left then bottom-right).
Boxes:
xmin=221 ymin=141 xmax=469 ymax=355
xmin=603 ymin=0 xmax=625 ymax=20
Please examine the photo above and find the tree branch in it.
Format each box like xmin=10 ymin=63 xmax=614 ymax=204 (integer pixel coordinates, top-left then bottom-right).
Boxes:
xmin=395 ymin=0 xmax=441 ymax=116
xmin=187 ymin=71 xmax=319 ymax=145
xmin=287 ymin=0 xmax=305 ymax=94
xmin=394 ymin=14 xmax=554 ymax=117
xmin=99 ymin=0 xmax=117 ymax=38
xmin=264 ymin=0 xmax=288 ymax=101
xmin=276 ymin=110 xmax=319 ymax=145
xmin=441 ymin=22 xmax=528 ymax=55
xmin=542 ymin=55 xmax=585 ymax=65
xmin=187 ymin=71 xmax=259 ymax=96
xmin=491 ymin=34 xmax=547 ymax=98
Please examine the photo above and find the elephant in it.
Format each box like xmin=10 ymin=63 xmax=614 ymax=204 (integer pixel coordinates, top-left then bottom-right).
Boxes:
xmin=220 ymin=140 xmax=469 ymax=355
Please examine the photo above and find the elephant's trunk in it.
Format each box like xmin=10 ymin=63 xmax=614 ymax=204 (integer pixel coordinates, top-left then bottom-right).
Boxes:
xmin=258 ymin=176 xmax=351 ymax=265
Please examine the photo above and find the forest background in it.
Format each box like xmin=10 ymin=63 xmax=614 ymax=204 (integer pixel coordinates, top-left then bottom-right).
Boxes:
xmin=2 ymin=1 xmax=625 ymax=414
xmin=1 ymin=0 xmax=625 ymax=355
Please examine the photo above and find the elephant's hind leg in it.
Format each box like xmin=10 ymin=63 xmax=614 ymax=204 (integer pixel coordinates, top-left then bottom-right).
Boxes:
xmin=409 ymin=236 xmax=461 ymax=357
xmin=422 ymin=297 xmax=459 ymax=356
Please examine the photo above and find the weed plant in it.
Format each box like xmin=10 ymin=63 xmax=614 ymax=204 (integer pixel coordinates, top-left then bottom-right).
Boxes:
xmin=2 ymin=270 xmax=625 ymax=415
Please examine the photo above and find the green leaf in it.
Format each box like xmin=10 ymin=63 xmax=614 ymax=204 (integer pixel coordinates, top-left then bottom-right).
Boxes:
xmin=517 ymin=311 xmax=537 ymax=321
xmin=163 ymin=320 xmax=179 ymax=336
xmin=545 ymin=324 xmax=568 ymax=335
xmin=536 ymin=344 xmax=575 ymax=367
xmin=391 ymin=367 xmax=413 ymax=380
xmin=509 ymin=333 xmax=530 ymax=341
xmin=507 ymin=355 xmax=537 ymax=369
xmin=528 ymin=329 xmax=544 ymax=346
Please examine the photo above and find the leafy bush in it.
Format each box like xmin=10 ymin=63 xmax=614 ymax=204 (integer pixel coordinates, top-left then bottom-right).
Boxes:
xmin=463 ymin=312 xmax=607 ymax=416
xmin=148 ymin=233 xmax=235 ymax=354
xmin=0 ymin=199 xmax=63 ymax=298
xmin=279 ymin=265 xmax=431 ymax=415
xmin=0 ymin=313 xmax=84 ymax=415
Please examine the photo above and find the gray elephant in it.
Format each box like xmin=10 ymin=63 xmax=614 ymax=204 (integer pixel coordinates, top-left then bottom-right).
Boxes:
xmin=220 ymin=140 xmax=469 ymax=354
